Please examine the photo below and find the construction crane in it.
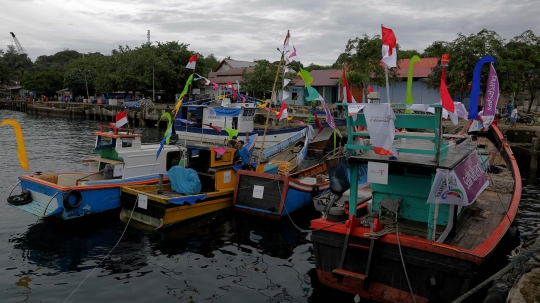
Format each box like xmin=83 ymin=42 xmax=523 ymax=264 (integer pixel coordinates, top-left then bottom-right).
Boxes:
xmin=9 ymin=32 xmax=27 ymax=55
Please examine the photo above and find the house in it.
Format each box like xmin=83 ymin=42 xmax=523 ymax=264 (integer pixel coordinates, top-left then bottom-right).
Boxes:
xmin=282 ymin=58 xmax=442 ymax=105
xmin=198 ymin=59 xmax=257 ymax=97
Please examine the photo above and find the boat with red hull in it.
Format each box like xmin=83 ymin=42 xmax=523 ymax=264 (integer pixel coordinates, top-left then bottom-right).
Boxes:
xmin=310 ymin=102 xmax=521 ymax=303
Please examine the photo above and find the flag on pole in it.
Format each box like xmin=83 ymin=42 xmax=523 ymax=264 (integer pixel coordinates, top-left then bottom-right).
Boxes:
xmin=283 ymin=30 xmax=290 ymax=53
xmin=115 ymin=110 xmax=128 ymax=127
xmin=287 ymin=45 xmax=297 ymax=62
xmin=276 ymin=101 xmax=288 ymax=121
xmin=319 ymin=97 xmax=341 ymax=136
xmin=227 ymin=82 xmax=237 ymax=99
xmin=186 ymin=54 xmax=198 ymax=69
xmin=174 ymin=74 xmax=194 ymax=112
xmin=483 ymin=63 xmax=499 ymax=116
xmin=381 ymin=26 xmax=397 ymax=68
xmin=310 ymin=112 xmax=324 ymax=141
xmin=342 ymin=71 xmax=356 ymax=103
xmin=440 ymin=77 xmax=458 ymax=125
xmin=298 ymin=68 xmax=313 ymax=87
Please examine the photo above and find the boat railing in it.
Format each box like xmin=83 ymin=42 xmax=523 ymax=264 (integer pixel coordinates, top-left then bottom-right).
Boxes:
xmin=339 ymin=103 xmax=448 ymax=163
xmin=97 ymin=124 xmax=142 ymax=136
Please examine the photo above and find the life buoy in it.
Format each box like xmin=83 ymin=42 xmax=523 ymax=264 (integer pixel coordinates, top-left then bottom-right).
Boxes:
xmin=7 ymin=190 xmax=32 ymax=206
xmin=311 ymin=185 xmax=320 ymax=197
xmin=63 ymin=190 xmax=82 ymax=210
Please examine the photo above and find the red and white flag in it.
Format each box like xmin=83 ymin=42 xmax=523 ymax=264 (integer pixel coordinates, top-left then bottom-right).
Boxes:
xmin=440 ymin=77 xmax=458 ymax=125
xmin=342 ymin=70 xmax=356 ymax=103
xmin=186 ymin=54 xmax=197 ymax=69
xmin=283 ymin=31 xmax=290 ymax=53
xmin=381 ymin=26 xmax=397 ymax=68
xmin=276 ymin=101 xmax=288 ymax=121
xmin=116 ymin=110 xmax=128 ymax=127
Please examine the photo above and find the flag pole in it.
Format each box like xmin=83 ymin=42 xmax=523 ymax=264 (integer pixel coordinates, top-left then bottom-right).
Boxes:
xmin=382 ymin=24 xmax=391 ymax=104
xmin=257 ymin=49 xmax=285 ymax=171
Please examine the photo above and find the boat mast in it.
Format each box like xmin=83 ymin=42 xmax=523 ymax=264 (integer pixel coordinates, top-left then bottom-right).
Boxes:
xmin=257 ymin=34 xmax=287 ymax=170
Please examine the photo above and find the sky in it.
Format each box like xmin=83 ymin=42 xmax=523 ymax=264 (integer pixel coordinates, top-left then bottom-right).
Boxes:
xmin=1 ymin=0 xmax=539 ymax=66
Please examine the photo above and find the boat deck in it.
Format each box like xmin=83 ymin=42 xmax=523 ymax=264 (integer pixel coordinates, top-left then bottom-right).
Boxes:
xmin=355 ymin=136 xmax=514 ymax=248
xmin=348 ymin=139 xmax=477 ymax=169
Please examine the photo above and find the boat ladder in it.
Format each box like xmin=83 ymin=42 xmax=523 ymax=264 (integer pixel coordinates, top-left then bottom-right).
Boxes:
xmin=332 ymin=198 xmax=402 ymax=289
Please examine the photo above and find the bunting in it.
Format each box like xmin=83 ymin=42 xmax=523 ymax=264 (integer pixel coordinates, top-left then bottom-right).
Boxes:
xmin=311 ymin=112 xmax=324 ymax=141
xmin=174 ymin=74 xmax=194 ymax=113
xmin=298 ymin=68 xmax=313 ymax=87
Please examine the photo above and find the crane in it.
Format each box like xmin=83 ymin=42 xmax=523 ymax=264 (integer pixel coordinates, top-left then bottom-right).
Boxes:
xmin=9 ymin=32 xmax=27 ymax=55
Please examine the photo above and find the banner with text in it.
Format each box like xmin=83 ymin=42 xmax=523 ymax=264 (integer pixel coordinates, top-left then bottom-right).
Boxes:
xmin=427 ymin=151 xmax=489 ymax=206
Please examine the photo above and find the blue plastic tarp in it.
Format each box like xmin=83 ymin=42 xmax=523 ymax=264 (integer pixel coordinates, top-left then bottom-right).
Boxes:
xmin=169 ymin=166 xmax=202 ymax=195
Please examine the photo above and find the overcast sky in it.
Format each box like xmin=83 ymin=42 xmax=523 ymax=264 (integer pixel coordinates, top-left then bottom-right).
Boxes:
xmin=1 ymin=0 xmax=539 ymax=66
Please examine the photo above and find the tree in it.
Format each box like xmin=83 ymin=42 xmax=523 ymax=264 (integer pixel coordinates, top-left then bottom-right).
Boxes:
xmin=335 ymin=34 xmax=400 ymax=102
xmin=304 ymin=63 xmax=332 ymax=71
xmin=241 ymin=59 xmax=279 ymax=99
xmin=398 ymin=49 xmax=421 ymax=59
xmin=425 ymin=29 xmax=507 ymax=101
xmin=504 ymin=30 xmax=540 ymax=113
xmin=32 ymin=50 xmax=88 ymax=72
xmin=2 ymin=46 xmax=33 ymax=83
xmin=21 ymin=71 xmax=64 ymax=95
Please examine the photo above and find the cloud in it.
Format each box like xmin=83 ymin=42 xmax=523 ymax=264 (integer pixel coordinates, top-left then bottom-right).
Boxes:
xmin=1 ymin=0 xmax=538 ymax=67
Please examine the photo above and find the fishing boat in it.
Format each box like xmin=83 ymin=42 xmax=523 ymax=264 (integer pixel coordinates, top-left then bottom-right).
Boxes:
xmin=7 ymin=124 xmax=185 ymax=220
xmin=309 ymin=98 xmax=521 ymax=302
xmin=119 ymin=129 xmax=311 ymax=229
xmin=173 ymin=102 xmax=343 ymax=151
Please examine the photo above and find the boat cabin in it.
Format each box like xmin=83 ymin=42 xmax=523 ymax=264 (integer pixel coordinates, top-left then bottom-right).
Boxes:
xmin=181 ymin=143 xmax=239 ymax=192
xmin=51 ymin=124 xmax=184 ymax=186
xmin=344 ymin=104 xmax=479 ymax=242
xmin=175 ymin=102 xmax=258 ymax=133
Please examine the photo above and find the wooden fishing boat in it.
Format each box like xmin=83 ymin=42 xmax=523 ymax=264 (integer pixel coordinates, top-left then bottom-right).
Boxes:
xmin=120 ymin=142 xmax=239 ymax=229
xmin=234 ymin=162 xmax=330 ymax=220
xmin=120 ymin=128 xmax=310 ymax=229
xmin=309 ymin=102 xmax=521 ymax=302
xmin=7 ymin=124 xmax=184 ymax=220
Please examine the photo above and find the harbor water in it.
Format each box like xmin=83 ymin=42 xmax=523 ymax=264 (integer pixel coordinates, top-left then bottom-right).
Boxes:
xmin=0 ymin=110 xmax=538 ymax=303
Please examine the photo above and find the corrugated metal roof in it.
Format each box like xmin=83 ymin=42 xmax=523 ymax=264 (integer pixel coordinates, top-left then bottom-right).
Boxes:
xmin=225 ymin=59 xmax=257 ymax=69
xmin=396 ymin=57 xmax=438 ymax=78
xmin=208 ymin=66 xmax=255 ymax=84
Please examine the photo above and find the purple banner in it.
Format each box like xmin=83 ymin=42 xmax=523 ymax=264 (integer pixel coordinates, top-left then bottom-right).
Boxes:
xmin=453 ymin=151 xmax=489 ymax=203
xmin=483 ymin=63 xmax=499 ymax=116
xmin=320 ymin=98 xmax=341 ymax=136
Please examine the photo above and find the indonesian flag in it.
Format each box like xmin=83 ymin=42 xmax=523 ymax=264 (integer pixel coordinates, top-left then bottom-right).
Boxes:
xmin=381 ymin=26 xmax=397 ymax=68
xmin=186 ymin=54 xmax=197 ymax=69
xmin=342 ymin=71 xmax=356 ymax=103
xmin=283 ymin=30 xmax=290 ymax=53
xmin=115 ymin=110 xmax=128 ymax=127
xmin=276 ymin=101 xmax=288 ymax=121
xmin=440 ymin=77 xmax=458 ymax=125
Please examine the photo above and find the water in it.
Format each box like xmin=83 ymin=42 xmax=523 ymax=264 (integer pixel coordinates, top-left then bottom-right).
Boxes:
xmin=0 ymin=110 xmax=537 ymax=303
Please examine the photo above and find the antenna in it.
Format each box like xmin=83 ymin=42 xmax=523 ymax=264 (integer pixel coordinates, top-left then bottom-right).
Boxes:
xmin=9 ymin=32 xmax=27 ymax=55
xmin=147 ymin=30 xmax=150 ymax=44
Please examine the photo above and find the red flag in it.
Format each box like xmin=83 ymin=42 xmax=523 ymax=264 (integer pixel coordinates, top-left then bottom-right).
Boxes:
xmin=204 ymin=123 xmax=223 ymax=132
xmin=310 ymin=112 xmax=324 ymax=141
xmin=381 ymin=26 xmax=397 ymax=68
xmin=440 ymin=77 xmax=455 ymax=113
xmin=368 ymin=84 xmax=374 ymax=93
xmin=342 ymin=70 xmax=355 ymax=103
xmin=115 ymin=110 xmax=128 ymax=127
xmin=227 ymin=82 xmax=237 ymax=98
xmin=186 ymin=54 xmax=197 ymax=69
xmin=276 ymin=102 xmax=288 ymax=121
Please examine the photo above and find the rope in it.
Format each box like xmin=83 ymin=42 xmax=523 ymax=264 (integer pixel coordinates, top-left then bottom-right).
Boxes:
xmin=396 ymin=221 xmax=417 ymax=303
xmin=62 ymin=195 xmax=138 ymax=303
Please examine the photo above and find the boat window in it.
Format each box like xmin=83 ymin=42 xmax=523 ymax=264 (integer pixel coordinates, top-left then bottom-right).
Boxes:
xmin=166 ymin=151 xmax=183 ymax=170
xmin=242 ymin=109 xmax=256 ymax=117
xmin=121 ymin=138 xmax=133 ymax=148
xmin=191 ymin=150 xmax=199 ymax=158
xmin=95 ymin=136 xmax=116 ymax=149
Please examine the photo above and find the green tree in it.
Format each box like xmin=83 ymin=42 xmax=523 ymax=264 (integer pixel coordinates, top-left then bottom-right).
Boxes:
xmin=2 ymin=46 xmax=33 ymax=83
xmin=21 ymin=71 xmax=64 ymax=95
xmin=335 ymin=34 xmax=400 ymax=102
xmin=398 ymin=49 xmax=421 ymax=59
xmin=425 ymin=29 xmax=506 ymax=101
xmin=241 ymin=59 xmax=279 ymax=99
xmin=504 ymin=30 xmax=540 ymax=113
xmin=304 ymin=63 xmax=333 ymax=71
xmin=32 ymin=50 xmax=88 ymax=72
